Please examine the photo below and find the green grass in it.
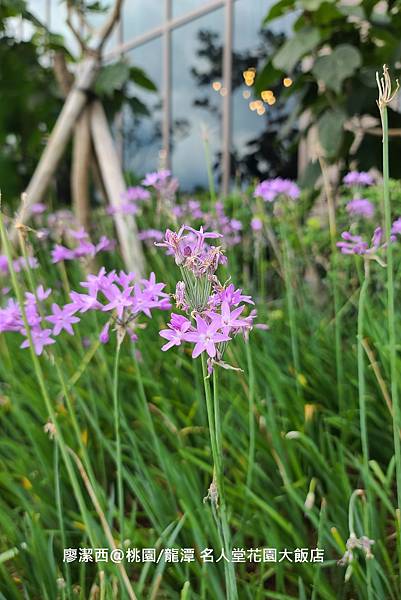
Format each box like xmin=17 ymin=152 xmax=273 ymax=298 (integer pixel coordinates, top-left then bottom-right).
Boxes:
xmin=1 ymin=179 xmax=401 ymax=599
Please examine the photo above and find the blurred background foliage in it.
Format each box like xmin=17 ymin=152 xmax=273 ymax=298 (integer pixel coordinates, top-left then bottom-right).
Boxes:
xmin=256 ymin=0 xmax=401 ymax=182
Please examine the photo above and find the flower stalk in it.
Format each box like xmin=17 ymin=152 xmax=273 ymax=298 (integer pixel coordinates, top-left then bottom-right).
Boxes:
xmin=201 ymin=355 xmax=238 ymax=600
xmin=377 ymin=66 xmax=401 ymax=532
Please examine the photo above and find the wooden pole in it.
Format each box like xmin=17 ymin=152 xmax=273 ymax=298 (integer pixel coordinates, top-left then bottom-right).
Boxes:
xmin=90 ymin=101 xmax=144 ymax=275
xmin=12 ymin=56 xmax=99 ymax=241
xmin=72 ymin=108 xmax=92 ymax=230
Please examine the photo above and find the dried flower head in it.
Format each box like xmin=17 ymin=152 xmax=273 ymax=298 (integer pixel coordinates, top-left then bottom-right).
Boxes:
xmin=376 ymin=64 xmax=399 ymax=110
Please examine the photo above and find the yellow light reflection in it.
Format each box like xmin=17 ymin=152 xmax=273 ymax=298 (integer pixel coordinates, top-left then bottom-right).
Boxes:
xmin=261 ymin=90 xmax=274 ymax=101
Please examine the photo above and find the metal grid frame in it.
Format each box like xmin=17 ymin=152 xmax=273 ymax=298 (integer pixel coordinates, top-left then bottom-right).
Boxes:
xmin=23 ymin=0 xmax=235 ymax=194
xmin=105 ymin=0 xmax=234 ymax=195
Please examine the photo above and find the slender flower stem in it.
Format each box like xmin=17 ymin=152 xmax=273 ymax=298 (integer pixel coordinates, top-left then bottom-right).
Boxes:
xmin=379 ymin=101 xmax=401 ymax=579
xmin=0 ymin=210 xmax=97 ymax=549
xmin=113 ymin=338 xmax=124 ymax=543
xmin=380 ymin=105 xmax=401 ymax=509
xmin=245 ymin=341 xmax=255 ymax=493
xmin=54 ymin=442 xmax=71 ymax=597
xmin=279 ymin=219 xmax=302 ymax=400
xmin=201 ymin=357 xmax=237 ymax=600
xmin=202 ymin=132 xmax=216 ymax=206
xmin=318 ymin=156 xmax=344 ymax=415
xmin=357 ymin=260 xmax=370 ymax=490
xmin=357 ymin=260 xmax=373 ymax=600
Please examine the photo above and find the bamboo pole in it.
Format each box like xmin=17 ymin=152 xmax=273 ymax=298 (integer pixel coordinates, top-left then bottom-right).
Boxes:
xmin=72 ymin=108 xmax=92 ymax=230
xmin=90 ymin=101 xmax=144 ymax=275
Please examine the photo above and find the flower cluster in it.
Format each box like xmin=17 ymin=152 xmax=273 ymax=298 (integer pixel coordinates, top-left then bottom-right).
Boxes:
xmin=343 ymin=171 xmax=374 ymax=187
xmin=338 ymin=532 xmax=374 ymax=565
xmin=157 ymin=225 xmax=256 ymax=370
xmin=254 ymin=178 xmax=300 ymax=202
xmin=0 ymin=254 xmax=38 ymax=276
xmin=337 ymin=213 xmax=401 ymax=258
xmin=346 ymin=198 xmax=374 ymax=219
xmin=0 ymin=269 xmax=170 ymax=355
xmin=337 ymin=228 xmax=385 ymax=256
xmin=142 ymin=169 xmax=179 ymax=203
xmin=107 ymin=186 xmax=151 ymax=216
xmin=51 ymin=228 xmax=115 ymax=264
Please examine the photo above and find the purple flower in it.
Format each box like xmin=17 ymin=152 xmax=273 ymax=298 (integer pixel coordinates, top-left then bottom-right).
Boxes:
xmin=343 ymin=171 xmax=374 ymax=187
xmin=0 ymin=255 xmax=8 ymax=274
xmin=337 ymin=232 xmax=368 ymax=255
xmin=102 ymin=285 xmax=134 ymax=319
xmin=183 ymin=315 xmax=231 ymax=359
xmin=20 ymin=328 xmax=55 ymax=356
xmin=31 ymin=202 xmax=46 ymax=215
xmin=392 ymin=217 xmax=401 ymax=235
xmin=0 ymin=298 xmax=23 ymax=332
xmin=96 ymin=236 xmax=115 ymax=253
xmin=141 ymin=272 xmax=168 ymax=300
xmin=207 ymin=302 xmax=248 ymax=335
xmin=123 ymin=186 xmax=151 ymax=202
xmin=68 ymin=227 xmax=89 ymax=241
xmin=142 ymin=169 xmax=171 ymax=188
xmin=337 ymin=227 xmax=386 ymax=256
xmin=25 ymin=285 xmax=52 ymax=304
xmin=251 ymin=217 xmax=263 ymax=232
xmin=13 ymin=256 xmax=39 ymax=272
xmin=346 ymin=198 xmax=374 ymax=219
xmin=51 ymin=244 xmax=75 ymax=263
xmin=46 ymin=303 xmax=80 ymax=335
xmin=99 ymin=321 xmax=110 ymax=344
xmin=159 ymin=313 xmax=192 ymax=351
xmin=219 ymin=284 xmax=254 ymax=307
xmin=80 ymin=267 xmax=108 ymax=297
xmin=138 ymin=229 xmax=164 ymax=242
xmin=69 ymin=291 xmax=102 ymax=313
xmin=254 ymin=178 xmax=300 ymax=202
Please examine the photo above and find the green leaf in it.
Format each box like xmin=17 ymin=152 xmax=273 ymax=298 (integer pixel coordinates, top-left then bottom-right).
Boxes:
xmin=263 ymin=0 xmax=295 ymax=24
xmin=317 ymin=109 xmax=346 ymax=157
xmin=128 ymin=96 xmax=150 ymax=116
xmin=254 ymin=61 xmax=281 ymax=94
xmin=95 ymin=62 xmax=130 ymax=97
xmin=272 ymin=27 xmax=321 ymax=72
xmin=129 ymin=66 xmax=157 ymax=92
xmin=312 ymin=44 xmax=362 ymax=93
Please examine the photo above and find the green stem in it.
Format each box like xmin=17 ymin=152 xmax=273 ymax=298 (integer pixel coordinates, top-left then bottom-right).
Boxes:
xmin=357 ymin=261 xmax=370 ymax=491
xmin=381 ymin=106 xmax=401 ymax=510
xmin=113 ymin=339 xmax=124 ymax=543
xmin=380 ymin=104 xmax=401 ymax=583
xmin=0 ymin=213 xmax=97 ymax=550
xmin=245 ymin=341 xmax=255 ymax=493
xmin=279 ymin=220 xmax=302 ymax=400
xmin=201 ymin=357 xmax=237 ymax=600
xmin=319 ymin=156 xmax=344 ymax=414
xmin=55 ymin=443 xmax=71 ymax=597
xmin=202 ymin=133 xmax=216 ymax=206
xmin=357 ymin=260 xmax=373 ymax=600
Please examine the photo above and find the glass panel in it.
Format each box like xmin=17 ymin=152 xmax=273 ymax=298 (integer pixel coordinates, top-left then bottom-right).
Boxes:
xmin=25 ymin=0 xmax=46 ymax=22
xmin=124 ymin=37 xmax=163 ymax=177
xmin=172 ymin=0 xmax=209 ymax=20
xmin=86 ymin=10 xmax=121 ymax=52
xmin=232 ymin=0 xmax=296 ymax=181
xmin=19 ymin=0 xmax=46 ymax=40
xmin=48 ymin=0 xmax=79 ymax=54
xmin=171 ymin=8 xmax=224 ymax=190
xmin=123 ymin=0 xmax=163 ymax=41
